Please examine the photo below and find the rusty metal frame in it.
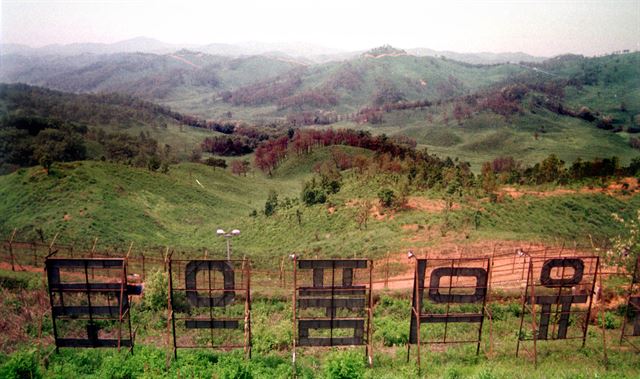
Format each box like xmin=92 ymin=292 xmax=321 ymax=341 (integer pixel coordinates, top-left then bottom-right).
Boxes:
xmin=516 ymin=256 xmax=600 ymax=367
xmin=167 ymin=254 xmax=251 ymax=360
xmin=45 ymin=257 xmax=134 ymax=352
xmin=620 ymin=256 xmax=640 ymax=351
xmin=292 ymin=258 xmax=373 ymax=367
xmin=407 ymin=257 xmax=490 ymax=369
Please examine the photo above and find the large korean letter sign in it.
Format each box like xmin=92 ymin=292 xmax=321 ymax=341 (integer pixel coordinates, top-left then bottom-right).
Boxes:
xmin=167 ymin=258 xmax=251 ymax=358
xmin=292 ymin=258 xmax=373 ymax=364
xmin=517 ymin=256 xmax=599 ymax=360
xmin=46 ymin=257 xmax=135 ymax=351
xmin=621 ymin=256 xmax=640 ymax=350
xmin=408 ymin=257 xmax=490 ymax=360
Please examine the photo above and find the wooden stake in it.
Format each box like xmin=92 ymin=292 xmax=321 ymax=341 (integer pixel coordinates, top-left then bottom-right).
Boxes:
xmin=8 ymin=228 xmax=17 ymax=271
xmin=48 ymin=232 xmax=59 ymax=255
xmin=598 ymin=265 xmax=608 ymax=367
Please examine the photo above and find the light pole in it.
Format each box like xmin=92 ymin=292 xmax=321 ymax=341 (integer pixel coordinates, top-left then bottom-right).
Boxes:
xmin=217 ymin=228 xmax=240 ymax=260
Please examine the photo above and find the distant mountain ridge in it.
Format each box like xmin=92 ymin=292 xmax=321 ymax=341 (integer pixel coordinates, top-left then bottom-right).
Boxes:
xmin=0 ymin=50 xmax=301 ymax=100
xmin=1 ymin=36 xmax=547 ymax=65
xmin=407 ymin=48 xmax=546 ymax=64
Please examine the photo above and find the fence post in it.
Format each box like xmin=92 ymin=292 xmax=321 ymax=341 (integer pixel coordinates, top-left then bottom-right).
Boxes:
xmin=279 ymin=256 xmax=285 ymax=287
xmin=90 ymin=237 xmax=98 ymax=279
xmin=126 ymin=242 xmax=134 ymax=259
xmin=163 ymin=247 xmax=169 ymax=272
xmin=141 ymin=253 xmax=146 ymax=281
xmin=32 ymin=241 xmax=37 ymax=267
xmin=384 ymin=251 xmax=390 ymax=289
xmin=8 ymin=229 xmax=17 ymax=271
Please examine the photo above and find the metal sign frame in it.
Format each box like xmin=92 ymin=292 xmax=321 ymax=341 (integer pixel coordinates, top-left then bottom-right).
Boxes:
xmin=167 ymin=255 xmax=251 ymax=359
xmin=45 ymin=257 xmax=134 ymax=352
xmin=620 ymin=256 xmax=640 ymax=351
xmin=292 ymin=258 xmax=373 ymax=367
xmin=407 ymin=257 xmax=490 ymax=368
xmin=516 ymin=256 xmax=599 ymax=366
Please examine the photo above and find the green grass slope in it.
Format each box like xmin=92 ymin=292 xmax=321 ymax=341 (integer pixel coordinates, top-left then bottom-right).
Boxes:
xmin=0 ymin=161 xmax=295 ymax=249
xmin=1 ymin=156 xmax=639 ymax=264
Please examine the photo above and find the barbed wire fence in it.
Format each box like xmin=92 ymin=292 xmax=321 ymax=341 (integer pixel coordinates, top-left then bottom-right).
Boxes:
xmin=0 ymin=232 xmax=627 ymax=296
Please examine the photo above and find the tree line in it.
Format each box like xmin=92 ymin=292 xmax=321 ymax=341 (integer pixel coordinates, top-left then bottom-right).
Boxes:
xmin=253 ymin=129 xmax=418 ymax=175
xmin=0 ymin=114 xmax=174 ymax=174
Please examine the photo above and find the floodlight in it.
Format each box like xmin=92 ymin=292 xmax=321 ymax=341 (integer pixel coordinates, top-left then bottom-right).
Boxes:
xmin=231 ymin=229 xmax=241 ymax=236
xmin=407 ymin=250 xmax=416 ymax=259
xmin=516 ymin=248 xmax=530 ymax=258
xmin=217 ymin=229 xmax=225 ymax=236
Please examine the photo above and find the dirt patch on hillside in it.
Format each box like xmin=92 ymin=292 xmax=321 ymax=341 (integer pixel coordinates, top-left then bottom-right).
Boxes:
xmin=401 ymin=224 xmax=420 ymax=232
xmin=370 ymin=204 xmax=394 ymax=220
xmin=501 ymin=187 xmax=575 ymax=199
xmin=500 ymin=177 xmax=639 ymax=200
xmin=406 ymin=197 xmax=459 ymax=212
xmin=346 ymin=197 xmax=458 ymax=219
xmin=345 ymin=199 xmax=395 ymax=220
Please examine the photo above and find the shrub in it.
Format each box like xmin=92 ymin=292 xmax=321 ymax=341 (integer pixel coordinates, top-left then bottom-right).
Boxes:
xmin=301 ymin=179 xmax=327 ymax=206
xmin=446 ymin=367 xmax=464 ymax=379
xmin=264 ymin=190 xmax=278 ymax=216
xmin=486 ymin=303 xmax=507 ymax=321
xmin=0 ymin=349 xmax=42 ymax=379
xmin=0 ymin=270 xmax=42 ymax=290
xmin=205 ymin=157 xmax=228 ymax=169
xmin=374 ymin=317 xmax=408 ymax=347
xmin=377 ymin=189 xmax=396 ymax=208
xmin=476 ymin=368 xmax=497 ymax=379
xmin=323 ymin=350 xmax=365 ymax=379
xmin=141 ymin=269 xmax=168 ymax=311
xmin=598 ymin=311 xmax=620 ymax=330
xmin=217 ymin=355 xmax=253 ymax=379
xmin=506 ymin=302 xmax=523 ymax=318
xmin=252 ymin=321 xmax=291 ymax=354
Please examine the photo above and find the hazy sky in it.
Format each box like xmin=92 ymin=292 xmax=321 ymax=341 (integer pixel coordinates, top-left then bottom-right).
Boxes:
xmin=1 ymin=0 xmax=638 ymax=56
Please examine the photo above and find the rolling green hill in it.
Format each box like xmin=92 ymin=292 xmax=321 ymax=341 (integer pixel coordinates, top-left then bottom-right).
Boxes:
xmin=2 ymin=52 xmax=638 ymax=173
xmin=0 ymin=47 xmax=529 ymax=119
xmin=0 ymin=83 xmax=221 ymax=162
xmin=2 ymin=48 xmax=638 ymax=128
xmin=330 ymin=105 xmax=639 ymax=171
xmin=0 ymin=50 xmax=301 ymax=106
xmin=2 ymin=154 xmax=639 ymax=263
xmin=215 ymin=52 xmax=527 ymax=119
xmin=320 ymin=52 xmax=640 ymax=170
